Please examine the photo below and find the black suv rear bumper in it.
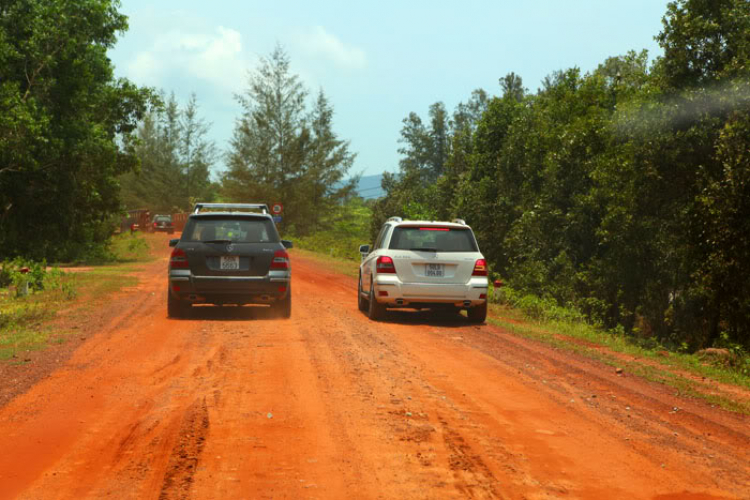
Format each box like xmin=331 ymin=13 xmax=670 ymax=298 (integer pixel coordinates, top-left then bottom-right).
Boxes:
xmin=169 ymin=271 xmax=290 ymax=305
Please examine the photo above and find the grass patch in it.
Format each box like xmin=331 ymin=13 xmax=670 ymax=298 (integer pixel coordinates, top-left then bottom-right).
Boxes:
xmin=1 ymin=242 xmax=150 ymax=362
xmin=291 ymin=247 xmax=361 ymax=279
xmin=288 ymin=233 xmax=364 ymax=263
xmin=0 ymin=301 xmax=59 ymax=360
xmin=487 ymin=306 xmax=750 ymax=414
xmin=107 ymin=232 xmax=154 ymax=262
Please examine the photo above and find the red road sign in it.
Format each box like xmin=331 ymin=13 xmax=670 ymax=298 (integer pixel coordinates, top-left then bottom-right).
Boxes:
xmin=271 ymin=203 xmax=283 ymax=215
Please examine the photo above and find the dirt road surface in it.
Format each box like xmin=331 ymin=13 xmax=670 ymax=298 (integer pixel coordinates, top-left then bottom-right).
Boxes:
xmin=0 ymin=234 xmax=748 ymax=499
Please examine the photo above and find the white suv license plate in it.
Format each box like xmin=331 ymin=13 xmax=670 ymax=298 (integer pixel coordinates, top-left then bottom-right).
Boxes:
xmin=220 ymin=256 xmax=240 ymax=270
xmin=425 ymin=263 xmax=444 ymax=277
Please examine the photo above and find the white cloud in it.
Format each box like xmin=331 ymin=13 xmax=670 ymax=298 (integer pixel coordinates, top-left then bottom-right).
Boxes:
xmin=126 ymin=25 xmax=251 ymax=95
xmin=296 ymin=26 xmax=366 ymax=70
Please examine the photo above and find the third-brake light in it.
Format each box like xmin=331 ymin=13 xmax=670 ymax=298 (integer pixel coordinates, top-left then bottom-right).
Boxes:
xmin=376 ymin=255 xmax=396 ymax=274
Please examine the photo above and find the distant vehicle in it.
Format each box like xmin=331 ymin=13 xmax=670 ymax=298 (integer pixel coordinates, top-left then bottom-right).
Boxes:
xmin=120 ymin=208 xmax=151 ymax=233
xmin=167 ymin=203 xmax=293 ymax=318
xmin=150 ymin=214 xmax=175 ymax=234
xmin=358 ymin=217 xmax=489 ymax=323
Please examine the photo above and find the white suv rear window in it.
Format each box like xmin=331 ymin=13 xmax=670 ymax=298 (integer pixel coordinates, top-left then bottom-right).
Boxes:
xmin=389 ymin=226 xmax=477 ymax=252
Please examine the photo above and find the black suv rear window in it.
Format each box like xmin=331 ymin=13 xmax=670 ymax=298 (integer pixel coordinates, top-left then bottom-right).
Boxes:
xmin=182 ymin=216 xmax=279 ymax=243
xmin=389 ymin=226 xmax=477 ymax=252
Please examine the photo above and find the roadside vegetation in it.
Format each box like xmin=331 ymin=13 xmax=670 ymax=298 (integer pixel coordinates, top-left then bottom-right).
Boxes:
xmin=0 ymin=233 xmax=154 ymax=362
xmin=0 ymin=0 xmax=155 ymax=263
xmin=369 ymin=0 xmax=750 ymax=355
xmin=289 ymin=198 xmax=372 ymax=263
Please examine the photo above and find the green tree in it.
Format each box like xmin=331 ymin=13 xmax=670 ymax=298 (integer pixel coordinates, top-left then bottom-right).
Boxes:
xmin=224 ymin=44 xmax=308 ymax=229
xmin=0 ymin=0 xmax=153 ymax=260
xmin=499 ymin=72 xmax=526 ymax=102
xmin=223 ymin=45 xmax=355 ymax=236
xmin=120 ymin=92 xmax=217 ymax=213
xmin=304 ymin=90 xmax=357 ymax=232
xmin=181 ymin=94 xmax=217 ymax=205
xmin=656 ymin=0 xmax=750 ymax=88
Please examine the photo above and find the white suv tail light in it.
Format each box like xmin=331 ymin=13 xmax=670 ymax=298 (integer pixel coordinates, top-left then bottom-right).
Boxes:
xmin=376 ymin=255 xmax=396 ymax=274
xmin=472 ymin=259 xmax=487 ymax=276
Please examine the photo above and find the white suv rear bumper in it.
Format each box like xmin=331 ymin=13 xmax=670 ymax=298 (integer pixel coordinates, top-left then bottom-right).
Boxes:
xmin=373 ymin=275 xmax=488 ymax=306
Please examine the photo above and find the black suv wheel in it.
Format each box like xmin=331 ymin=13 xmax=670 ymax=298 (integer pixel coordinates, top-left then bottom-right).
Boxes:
xmin=167 ymin=290 xmax=191 ymax=318
xmin=273 ymin=287 xmax=292 ymax=319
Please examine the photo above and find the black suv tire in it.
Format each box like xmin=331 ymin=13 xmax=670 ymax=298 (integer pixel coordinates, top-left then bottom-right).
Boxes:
xmin=167 ymin=290 xmax=191 ymax=318
xmin=274 ymin=287 xmax=292 ymax=319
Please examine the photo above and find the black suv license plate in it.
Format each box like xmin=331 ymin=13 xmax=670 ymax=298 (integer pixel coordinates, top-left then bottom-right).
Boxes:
xmin=220 ymin=256 xmax=239 ymax=270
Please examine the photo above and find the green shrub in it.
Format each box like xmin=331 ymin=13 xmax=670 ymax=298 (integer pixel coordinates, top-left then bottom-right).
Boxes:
xmin=0 ymin=258 xmax=49 ymax=292
xmin=62 ymin=281 xmax=78 ymax=300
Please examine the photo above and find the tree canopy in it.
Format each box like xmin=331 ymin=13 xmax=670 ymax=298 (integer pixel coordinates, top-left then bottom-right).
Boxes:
xmin=223 ymin=45 xmax=357 ymax=235
xmin=0 ymin=0 xmax=153 ymax=260
xmin=373 ymin=0 xmax=750 ymax=349
xmin=120 ymin=93 xmax=218 ymax=213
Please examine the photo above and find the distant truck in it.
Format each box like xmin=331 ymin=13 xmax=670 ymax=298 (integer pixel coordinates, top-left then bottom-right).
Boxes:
xmin=120 ymin=209 xmax=151 ymax=233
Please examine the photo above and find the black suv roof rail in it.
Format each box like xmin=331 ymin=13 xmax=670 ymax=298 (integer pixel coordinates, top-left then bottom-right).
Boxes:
xmin=193 ymin=203 xmax=270 ymax=215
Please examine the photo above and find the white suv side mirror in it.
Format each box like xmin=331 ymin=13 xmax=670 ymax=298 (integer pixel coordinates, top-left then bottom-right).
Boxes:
xmin=359 ymin=244 xmax=370 ymax=262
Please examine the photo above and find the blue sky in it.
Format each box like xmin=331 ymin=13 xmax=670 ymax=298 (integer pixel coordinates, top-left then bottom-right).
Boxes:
xmin=109 ymin=0 xmax=670 ymax=178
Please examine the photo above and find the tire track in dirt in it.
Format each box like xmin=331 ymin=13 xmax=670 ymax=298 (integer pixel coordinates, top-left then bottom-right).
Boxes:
xmin=159 ymin=397 xmax=210 ymax=500
xmin=291 ymin=257 xmax=748 ymax=499
xmin=0 ymin=246 xmax=747 ymax=499
xmin=448 ymin=325 xmax=750 ymax=482
xmin=290 ymin=272 xmax=524 ymax=498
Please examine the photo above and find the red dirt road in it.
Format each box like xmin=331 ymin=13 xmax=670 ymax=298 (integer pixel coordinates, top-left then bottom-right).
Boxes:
xmin=0 ymin=235 xmax=748 ymax=499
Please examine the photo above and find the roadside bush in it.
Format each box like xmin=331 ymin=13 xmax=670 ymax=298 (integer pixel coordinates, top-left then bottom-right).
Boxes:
xmin=0 ymin=258 xmax=49 ymax=291
xmin=62 ymin=281 xmax=78 ymax=300
xmin=290 ymin=232 xmax=363 ymax=261
xmin=288 ymin=198 xmax=371 ymax=262
xmin=493 ymin=283 xmax=586 ymax=324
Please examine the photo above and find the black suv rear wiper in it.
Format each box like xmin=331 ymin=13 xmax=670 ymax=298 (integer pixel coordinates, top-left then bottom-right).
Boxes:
xmin=203 ymin=239 xmax=232 ymax=244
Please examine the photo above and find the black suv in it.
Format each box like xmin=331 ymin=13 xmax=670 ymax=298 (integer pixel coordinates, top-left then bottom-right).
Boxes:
xmin=167 ymin=203 xmax=293 ymax=318
xmin=151 ymin=214 xmax=174 ymax=234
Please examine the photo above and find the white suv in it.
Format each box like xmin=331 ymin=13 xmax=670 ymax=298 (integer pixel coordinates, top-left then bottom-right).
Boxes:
xmin=358 ymin=217 xmax=489 ymax=322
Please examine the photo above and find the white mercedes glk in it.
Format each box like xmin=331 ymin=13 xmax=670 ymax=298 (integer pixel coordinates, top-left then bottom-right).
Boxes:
xmin=358 ymin=217 xmax=489 ymax=322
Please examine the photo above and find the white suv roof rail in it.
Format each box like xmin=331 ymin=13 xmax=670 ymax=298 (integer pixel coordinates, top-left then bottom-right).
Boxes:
xmin=193 ymin=202 xmax=270 ymax=215
xmin=387 ymin=216 xmax=403 ymax=223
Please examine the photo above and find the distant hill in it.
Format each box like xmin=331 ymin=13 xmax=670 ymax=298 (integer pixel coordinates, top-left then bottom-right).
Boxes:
xmin=353 ymin=174 xmax=385 ymax=200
